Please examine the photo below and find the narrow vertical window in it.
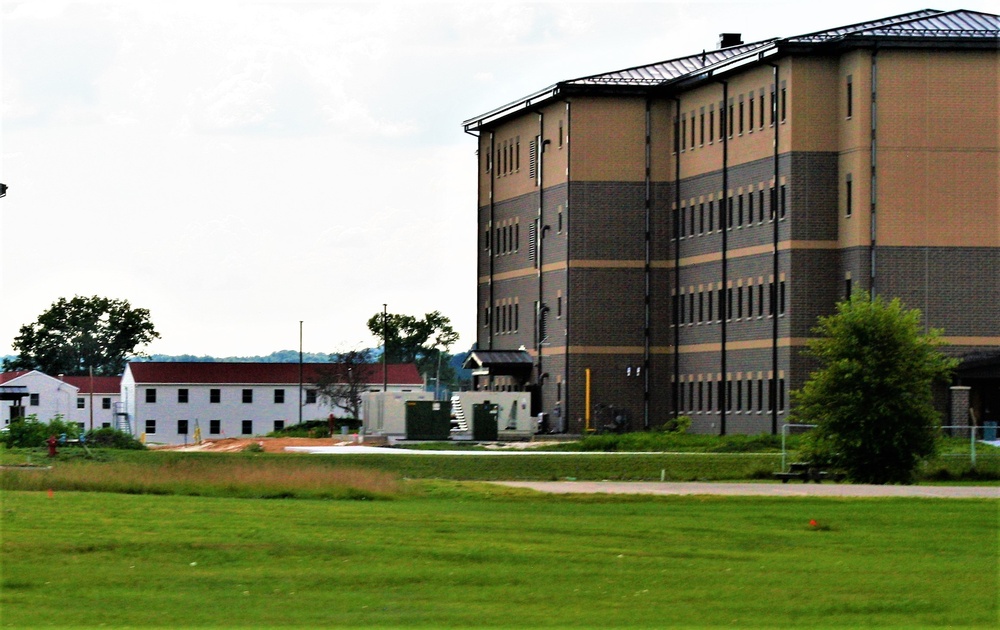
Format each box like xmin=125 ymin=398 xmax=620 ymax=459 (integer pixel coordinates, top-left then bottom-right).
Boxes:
xmin=727 ymin=99 xmax=734 ymax=138
xmin=708 ymin=200 xmax=714 ymax=232
xmin=719 ymin=101 xmax=725 ymax=141
xmin=846 ymin=75 xmax=853 ymax=118
xmin=758 ymin=190 xmax=765 ymax=222
xmin=738 ymin=96 xmax=744 ymax=134
xmin=779 ymin=378 xmax=786 ymax=411
xmin=758 ymin=284 xmax=765 ymax=317
xmin=779 ymin=280 xmax=786 ymax=315
xmin=738 ymin=194 xmax=744 ymax=226
xmin=709 ymin=108 xmax=714 ymax=141
xmin=699 ymin=108 xmax=705 ymax=145
xmin=690 ymin=111 xmax=696 ymax=150
xmin=779 ymin=184 xmax=787 ymax=219
xmin=845 ymin=174 xmax=853 ymax=217
xmin=759 ymin=90 xmax=765 ymax=128
xmin=780 ymin=81 xmax=787 ymax=122
xmin=845 ymin=276 xmax=853 ymax=299
xmin=758 ymin=379 xmax=764 ymax=412
xmin=707 ymin=291 xmax=714 ymax=323
xmin=673 ymin=117 xmax=680 ymax=153
xmin=770 ymin=85 xmax=776 ymax=125
xmin=698 ymin=292 xmax=704 ymax=322
xmin=737 ymin=286 xmax=744 ymax=319
xmin=699 ymin=203 xmax=705 ymax=234
xmin=681 ymin=116 xmax=686 ymax=151
xmin=748 ymin=192 xmax=754 ymax=224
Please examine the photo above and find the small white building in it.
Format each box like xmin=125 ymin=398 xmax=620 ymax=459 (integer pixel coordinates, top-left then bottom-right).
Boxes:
xmin=121 ymin=362 xmax=423 ymax=444
xmin=0 ymin=371 xmax=122 ymax=430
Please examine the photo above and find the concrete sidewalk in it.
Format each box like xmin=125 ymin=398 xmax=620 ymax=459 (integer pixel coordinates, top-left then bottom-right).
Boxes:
xmin=492 ymin=481 xmax=999 ymax=498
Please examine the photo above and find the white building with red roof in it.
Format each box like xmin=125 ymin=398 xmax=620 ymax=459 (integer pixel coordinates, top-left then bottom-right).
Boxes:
xmin=1 ymin=371 xmax=122 ymax=430
xmin=121 ymin=362 xmax=423 ymax=444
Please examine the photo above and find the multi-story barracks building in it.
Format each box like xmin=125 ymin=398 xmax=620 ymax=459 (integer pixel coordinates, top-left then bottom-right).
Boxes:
xmin=462 ymin=9 xmax=999 ymax=435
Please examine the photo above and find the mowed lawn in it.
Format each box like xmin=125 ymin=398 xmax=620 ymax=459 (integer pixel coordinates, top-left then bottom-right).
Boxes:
xmin=2 ymin=488 xmax=996 ymax=628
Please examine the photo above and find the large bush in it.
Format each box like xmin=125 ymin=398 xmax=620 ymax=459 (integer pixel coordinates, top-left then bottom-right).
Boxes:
xmin=794 ymin=292 xmax=957 ymax=484
xmin=2 ymin=415 xmax=79 ymax=448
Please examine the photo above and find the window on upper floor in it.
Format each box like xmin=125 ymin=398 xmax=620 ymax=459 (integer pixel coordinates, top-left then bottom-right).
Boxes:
xmin=102 ymin=397 xmax=111 ymax=409
xmin=846 ymin=75 xmax=853 ymax=119
xmin=845 ymin=174 xmax=853 ymax=218
xmin=29 ymin=393 xmax=39 ymax=406
xmin=242 ymin=389 xmax=253 ymax=404
xmin=178 ymin=388 xmax=188 ymax=403
xmin=210 ymin=389 xmax=221 ymax=403
xmin=145 ymin=388 xmax=156 ymax=404
xmin=305 ymin=389 xmax=317 ymax=405
xmin=77 ymin=397 xmax=85 ymax=409
xmin=274 ymin=389 xmax=285 ymax=404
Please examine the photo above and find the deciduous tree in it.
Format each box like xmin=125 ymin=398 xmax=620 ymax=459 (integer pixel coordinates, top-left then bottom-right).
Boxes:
xmin=793 ymin=292 xmax=957 ymax=484
xmin=4 ymin=296 xmax=159 ymax=376
xmin=366 ymin=310 xmax=458 ymax=380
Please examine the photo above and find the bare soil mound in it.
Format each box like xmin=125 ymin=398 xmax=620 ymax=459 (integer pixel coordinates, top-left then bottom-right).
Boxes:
xmin=150 ymin=436 xmax=386 ymax=453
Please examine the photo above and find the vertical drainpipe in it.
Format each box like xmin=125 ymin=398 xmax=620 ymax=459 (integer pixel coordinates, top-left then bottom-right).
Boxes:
xmin=768 ymin=63 xmax=780 ymax=436
xmin=869 ymin=47 xmax=878 ymax=298
xmin=643 ymin=98 xmax=652 ymax=430
xmin=719 ymin=80 xmax=729 ymax=437
xmin=672 ymin=97 xmax=681 ymax=420
xmin=564 ymin=101 xmax=572 ymax=429
xmin=488 ymin=131 xmax=496 ymax=351
xmin=536 ymin=111 xmax=545 ymax=413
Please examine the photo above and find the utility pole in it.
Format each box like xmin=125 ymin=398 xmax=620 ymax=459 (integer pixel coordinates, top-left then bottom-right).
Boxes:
xmin=382 ymin=304 xmax=388 ymax=392
xmin=298 ymin=320 xmax=303 ymax=426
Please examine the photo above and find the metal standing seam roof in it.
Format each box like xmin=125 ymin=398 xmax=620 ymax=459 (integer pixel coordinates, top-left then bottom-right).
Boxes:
xmin=464 ymin=9 xmax=998 ymax=130
xmin=462 ymin=351 xmax=534 ymax=370
xmin=787 ymin=9 xmax=999 ymax=42
xmin=125 ymin=362 xmax=424 ymax=386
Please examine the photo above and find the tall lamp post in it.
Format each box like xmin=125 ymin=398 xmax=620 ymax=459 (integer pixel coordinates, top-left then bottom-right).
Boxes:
xmin=382 ymin=304 xmax=388 ymax=392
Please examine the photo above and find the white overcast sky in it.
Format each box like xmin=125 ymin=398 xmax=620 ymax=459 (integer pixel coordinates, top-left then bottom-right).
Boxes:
xmin=2 ymin=0 xmax=994 ymax=358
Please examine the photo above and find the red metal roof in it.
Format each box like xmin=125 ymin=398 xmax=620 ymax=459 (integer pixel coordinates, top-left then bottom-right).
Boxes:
xmin=0 ymin=371 xmax=30 ymax=383
xmin=126 ymin=362 xmax=423 ymax=386
xmin=61 ymin=376 xmax=122 ymax=394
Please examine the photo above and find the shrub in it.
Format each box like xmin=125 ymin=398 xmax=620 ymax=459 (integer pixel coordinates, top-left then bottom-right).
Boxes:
xmin=1 ymin=414 xmax=80 ymax=448
xmin=659 ymin=415 xmax=692 ymax=434
xmin=84 ymin=428 xmax=146 ymax=450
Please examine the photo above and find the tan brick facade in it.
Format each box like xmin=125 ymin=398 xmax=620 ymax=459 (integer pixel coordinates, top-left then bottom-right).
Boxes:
xmin=467 ymin=11 xmax=1000 ymax=434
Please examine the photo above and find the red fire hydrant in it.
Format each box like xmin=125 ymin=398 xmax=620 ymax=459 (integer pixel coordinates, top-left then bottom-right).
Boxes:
xmin=46 ymin=435 xmax=58 ymax=457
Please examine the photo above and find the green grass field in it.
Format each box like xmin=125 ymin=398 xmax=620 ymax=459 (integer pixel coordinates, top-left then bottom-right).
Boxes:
xmin=2 ymin=486 xmax=997 ymax=628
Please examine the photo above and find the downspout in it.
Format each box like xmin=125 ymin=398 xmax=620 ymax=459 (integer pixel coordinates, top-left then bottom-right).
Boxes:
xmin=643 ymin=98 xmax=652 ymax=430
xmin=489 ymin=131 xmax=496 ymax=351
xmin=672 ymin=97 xmax=681 ymax=420
xmin=719 ymin=80 xmax=729 ymax=437
xmin=564 ymin=100 xmax=572 ymax=430
xmin=768 ymin=62 xmax=780 ymax=436
xmin=869 ymin=47 xmax=879 ymax=298
xmin=536 ymin=111 xmax=545 ymax=413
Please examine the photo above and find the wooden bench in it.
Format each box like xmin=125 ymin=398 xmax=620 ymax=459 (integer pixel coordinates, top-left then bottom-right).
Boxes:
xmin=773 ymin=462 xmax=844 ymax=483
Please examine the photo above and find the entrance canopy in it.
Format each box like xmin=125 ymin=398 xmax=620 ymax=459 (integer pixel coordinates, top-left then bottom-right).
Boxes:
xmin=462 ymin=350 xmax=534 ymax=378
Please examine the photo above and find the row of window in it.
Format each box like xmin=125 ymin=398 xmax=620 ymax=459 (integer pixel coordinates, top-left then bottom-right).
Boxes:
xmin=485 ymin=207 xmax=565 ymax=256
xmin=486 ymin=296 xmax=563 ymax=335
xmin=143 ymin=419 xmax=286 ymax=436
xmin=674 ymin=279 xmax=786 ymax=325
xmin=74 ymin=397 xmax=114 ymax=409
xmin=676 ymin=185 xmax=786 ymax=239
xmin=143 ymin=388 xmax=317 ymax=404
xmin=675 ymin=376 xmax=786 ymax=414
xmin=675 ymin=82 xmax=787 ymax=154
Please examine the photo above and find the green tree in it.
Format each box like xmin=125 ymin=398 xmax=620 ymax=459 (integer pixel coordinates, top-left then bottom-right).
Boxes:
xmin=366 ymin=310 xmax=458 ymax=380
xmin=313 ymin=348 xmax=373 ymax=422
xmin=793 ymin=291 xmax=957 ymax=484
xmin=4 ymin=296 xmax=159 ymax=376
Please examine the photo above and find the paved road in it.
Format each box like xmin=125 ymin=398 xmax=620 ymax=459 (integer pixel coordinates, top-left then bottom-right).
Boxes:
xmin=492 ymin=481 xmax=999 ymax=498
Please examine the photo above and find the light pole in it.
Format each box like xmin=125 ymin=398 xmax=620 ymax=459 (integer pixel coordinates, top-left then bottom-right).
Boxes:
xmin=434 ymin=336 xmax=443 ymax=401
xmin=382 ymin=304 xmax=388 ymax=392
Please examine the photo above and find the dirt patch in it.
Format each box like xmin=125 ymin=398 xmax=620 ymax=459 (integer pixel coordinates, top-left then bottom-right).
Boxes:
xmin=150 ymin=436 xmax=387 ymax=453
